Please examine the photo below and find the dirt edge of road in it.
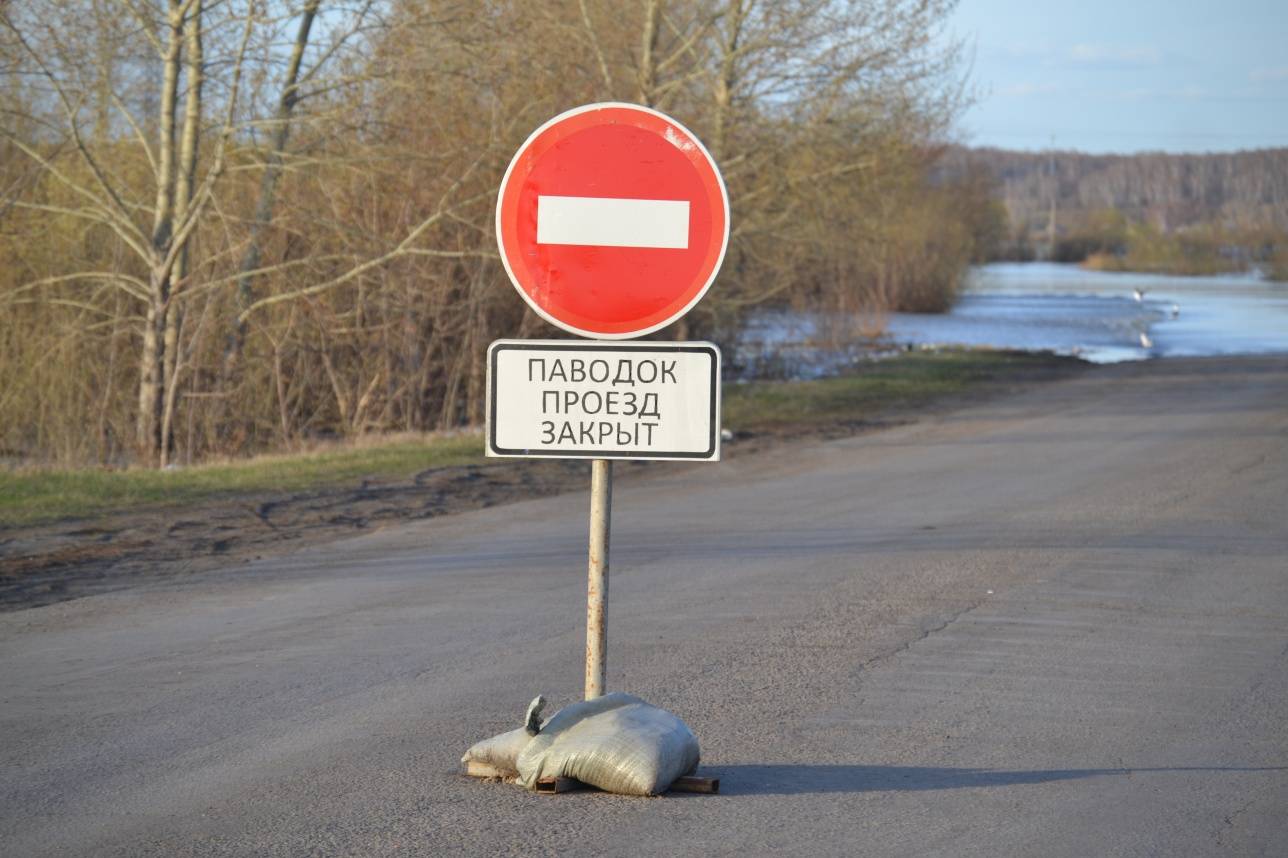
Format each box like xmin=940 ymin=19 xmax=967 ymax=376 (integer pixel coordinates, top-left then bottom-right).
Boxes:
xmin=0 ymin=352 xmax=1088 ymax=612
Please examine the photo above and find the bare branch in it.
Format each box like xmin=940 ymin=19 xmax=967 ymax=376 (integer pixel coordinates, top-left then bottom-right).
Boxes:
xmin=238 ymin=167 xmax=494 ymax=321
xmin=578 ymin=0 xmax=615 ymax=93
xmin=1 ymin=271 xmax=151 ymax=303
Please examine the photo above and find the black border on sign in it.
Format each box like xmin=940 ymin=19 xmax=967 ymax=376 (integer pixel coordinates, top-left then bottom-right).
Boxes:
xmin=488 ymin=341 xmax=720 ymax=460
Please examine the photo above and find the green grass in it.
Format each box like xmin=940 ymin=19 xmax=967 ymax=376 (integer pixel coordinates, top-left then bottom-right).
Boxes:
xmin=0 ymin=433 xmax=485 ymax=528
xmin=723 ymin=349 xmax=1066 ymax=431
xmin=1 ymin=350 xmax=1075 ymax=528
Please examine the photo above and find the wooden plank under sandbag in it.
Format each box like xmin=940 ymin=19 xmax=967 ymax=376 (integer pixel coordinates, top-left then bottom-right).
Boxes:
xmin=667 ymin=775 xmax=720 ymax=794
xmin=535 ymin=776 xmax=580 ymax=794
xmin=532 ymin=774 xmax=720 ymax=795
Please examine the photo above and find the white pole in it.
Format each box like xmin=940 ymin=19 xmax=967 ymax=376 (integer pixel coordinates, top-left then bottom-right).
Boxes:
xmin=585 ymin=458 xmax=612 ymax=699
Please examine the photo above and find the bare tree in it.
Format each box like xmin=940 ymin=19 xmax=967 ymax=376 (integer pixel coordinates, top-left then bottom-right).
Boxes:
xmin=1 ymin=0 xmax=980 ymax=468
xmin=1 ymin=0 xmax=254 ymax=463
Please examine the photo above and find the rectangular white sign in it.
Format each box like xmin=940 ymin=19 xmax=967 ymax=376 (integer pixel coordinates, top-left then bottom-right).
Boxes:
xmin=536 ymin=195 xmax=690 ymax=249
xmin=487 ymin=340 xmax=720 ymax=461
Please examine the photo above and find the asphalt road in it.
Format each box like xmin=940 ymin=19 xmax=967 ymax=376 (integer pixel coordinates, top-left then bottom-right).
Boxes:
xmin=2 ymin=356 xmax=1286 ymax=857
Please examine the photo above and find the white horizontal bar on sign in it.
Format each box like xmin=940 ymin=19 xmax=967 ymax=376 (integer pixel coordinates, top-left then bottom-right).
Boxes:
xmin=536 ymin=195 xmax=690 ymax=249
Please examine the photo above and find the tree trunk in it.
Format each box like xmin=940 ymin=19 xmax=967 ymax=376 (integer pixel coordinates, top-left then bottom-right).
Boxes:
xmin=136 ymin=295 xmax=166 ymax=464
xmin=135 ymin=0 xmax=183 ymax=464
xmin=711 ymin=0 xmax=744 ymax=165
xmin=160 ymin=0 xmax=203 ymax=468
xmin=636 ymin=0 xmax=660 ymax=107
xmin=221 ymin=0 xmax=321 ymax=381
xmin=98 ymin=289 xmax=124 ymax=464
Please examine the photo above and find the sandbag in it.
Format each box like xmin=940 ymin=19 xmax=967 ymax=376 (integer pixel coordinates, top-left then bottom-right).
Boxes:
xmin=460 ymin=696 xmax=547 ymax=776
xmin=460 ymin=726 xmax=532 ymax=776
xmin=514 ymin=692 xmax=699 ymax=796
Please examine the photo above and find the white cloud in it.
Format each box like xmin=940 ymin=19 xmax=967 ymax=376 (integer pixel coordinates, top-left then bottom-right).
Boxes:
xmin=1000 ymin=82 xmax=1061 ymax=97
xmin=1068 ymin=43 xmax=1163 ymax=67
xmin=1249 ymin=66 xmax=1288 ymax=82
xmin=1000 ymin=43 xmax=1051 ymax=60
xmin=1117 ymin=87 xmax=1154 ymax=102
xmin=1105 ymin=86 xmax=1211 ymax=102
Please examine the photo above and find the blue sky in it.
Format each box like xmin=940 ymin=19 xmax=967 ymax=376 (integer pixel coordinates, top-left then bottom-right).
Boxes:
xmin=947 ymin=0 xmax=1288 ymax=153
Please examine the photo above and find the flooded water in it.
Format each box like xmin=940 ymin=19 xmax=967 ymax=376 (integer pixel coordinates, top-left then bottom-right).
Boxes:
xmin=890 ymin=263 xmax=1288 ymax=363
xmin=738 ymin=263 xmax=1288 ymax=376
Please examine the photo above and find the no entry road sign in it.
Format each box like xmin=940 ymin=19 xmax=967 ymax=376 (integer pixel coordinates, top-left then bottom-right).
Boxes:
xmin=486 ymin=340 xmax=720 ymax=461
xmin=496 ymin=103 xmax=730 ymax=339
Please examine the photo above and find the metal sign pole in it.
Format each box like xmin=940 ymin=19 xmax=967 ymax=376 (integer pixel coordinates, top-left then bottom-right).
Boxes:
xmin=585 ymin=458 xmax=612 ymax=699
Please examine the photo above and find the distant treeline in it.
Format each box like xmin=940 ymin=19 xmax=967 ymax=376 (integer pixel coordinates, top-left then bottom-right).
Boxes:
xmin=938 ymin=147 xmax=1288 ymax=277
xmin=1 ymin=1 xmax=989 ymax=468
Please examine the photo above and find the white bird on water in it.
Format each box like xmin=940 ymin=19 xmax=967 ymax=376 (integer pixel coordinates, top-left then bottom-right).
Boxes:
xmin=1133 ymin=288 xmax=1147 ymax=302
xmin=1139 ymin=331 xmax=1154 ymax=349
xmin=1170 ymin=303 xmax=1180 ymax=318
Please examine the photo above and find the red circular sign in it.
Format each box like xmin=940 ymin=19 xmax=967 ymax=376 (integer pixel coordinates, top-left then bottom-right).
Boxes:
xmin=496 ymin=103 xmax=729 ymax=339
